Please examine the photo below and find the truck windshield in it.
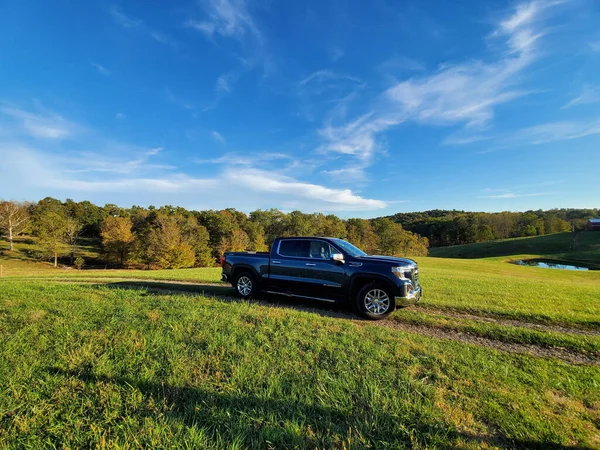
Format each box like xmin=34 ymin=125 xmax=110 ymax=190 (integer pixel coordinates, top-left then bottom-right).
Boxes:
xmin=331 ymin=239 xmax=368 ymax=257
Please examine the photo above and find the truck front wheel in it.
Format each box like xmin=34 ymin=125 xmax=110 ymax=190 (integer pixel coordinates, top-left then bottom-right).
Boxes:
xmin=234 ymin=272 xmax=258 ymax=299
xmin=356 ymin=283 xmax=394 ymax=320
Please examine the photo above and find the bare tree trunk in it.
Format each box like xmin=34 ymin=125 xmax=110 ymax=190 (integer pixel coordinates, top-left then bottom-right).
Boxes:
xmin=54 ymin=252 xmax=58 ymax=267
xmin=8 ymin=226 xmax=13 ymax=251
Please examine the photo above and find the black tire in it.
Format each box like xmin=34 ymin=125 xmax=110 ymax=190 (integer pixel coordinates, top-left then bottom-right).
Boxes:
xmin=356 ymin=283 xmax=394 ymax=320
xmin=233 ymin=271 xmax=258 ymax=299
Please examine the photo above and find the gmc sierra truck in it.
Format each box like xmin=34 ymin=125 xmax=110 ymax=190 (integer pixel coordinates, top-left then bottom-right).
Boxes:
xmin=221 ymin=236 xmax=421 ymax=319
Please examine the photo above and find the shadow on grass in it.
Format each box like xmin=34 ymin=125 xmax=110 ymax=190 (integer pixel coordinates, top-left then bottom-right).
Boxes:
xmin=103 ymin=280 xmax=355 ymax=320
xmin=45 ymin=367 xmax=436 ymax=448
xmin=43 ymin=367 xmax=592 ymax=450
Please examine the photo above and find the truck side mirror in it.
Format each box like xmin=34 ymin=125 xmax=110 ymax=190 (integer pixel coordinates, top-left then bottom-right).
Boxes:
xmin=332 ymin=253 xmax=345 ymax=263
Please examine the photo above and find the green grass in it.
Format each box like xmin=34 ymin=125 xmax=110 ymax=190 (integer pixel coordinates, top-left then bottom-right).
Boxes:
xmin=1 ymin=281 xmax=599 ymax=449
xmin=2 ymin=234 xmax=600 ymax=448
xmin=0 ymin=236 xmax=102 ymax=263
xmin=0 ymin=257 xmax=222 ymax=282
xmin=412 ymin=257 xmax=600 ymax=329
xmin=428 ymin=231 xmax=600 ymax=266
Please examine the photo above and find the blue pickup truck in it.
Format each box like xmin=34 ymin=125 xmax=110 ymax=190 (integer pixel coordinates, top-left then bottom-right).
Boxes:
xmin=221 ymin=236 xmax=421 ymax=319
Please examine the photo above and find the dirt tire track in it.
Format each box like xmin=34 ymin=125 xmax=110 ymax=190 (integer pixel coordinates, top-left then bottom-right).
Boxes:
xmin=416 ymin=306 xmax=600 ymax=336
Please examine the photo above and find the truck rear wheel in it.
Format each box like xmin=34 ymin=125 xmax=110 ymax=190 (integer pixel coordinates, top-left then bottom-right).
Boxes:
xmin=356 ymin=283 xmax=394 ymax=320
xmin=234 ymin=272 xmax=258 ymax=299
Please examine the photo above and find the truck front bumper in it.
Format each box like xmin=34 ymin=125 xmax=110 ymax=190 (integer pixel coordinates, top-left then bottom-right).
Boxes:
xmin=395 ymin=284 xmax=422 ymax=307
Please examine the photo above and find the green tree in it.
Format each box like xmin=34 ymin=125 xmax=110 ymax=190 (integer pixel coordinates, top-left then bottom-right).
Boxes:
xmin=33 ymin=202 xmax=70 ymax=267
xmin=475 ymin=224 xmax=494 ymax=243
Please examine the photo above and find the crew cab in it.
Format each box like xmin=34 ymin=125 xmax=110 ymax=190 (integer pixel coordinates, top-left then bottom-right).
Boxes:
xmin=221 ymin=237 xmax=421 ymax=319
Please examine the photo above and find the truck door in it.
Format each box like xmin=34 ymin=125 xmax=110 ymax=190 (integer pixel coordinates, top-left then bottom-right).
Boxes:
xmin=268 ymin=239 xmax=346 ymax=302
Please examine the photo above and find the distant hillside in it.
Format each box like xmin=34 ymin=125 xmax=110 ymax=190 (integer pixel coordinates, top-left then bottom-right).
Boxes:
xmin=384 ymin=208 xmax=598 ymax=248
xmin=428 ymin=231 xmax=600 ymax=266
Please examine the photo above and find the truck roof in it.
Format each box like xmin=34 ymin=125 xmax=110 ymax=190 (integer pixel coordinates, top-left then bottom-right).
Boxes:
xmin=275 ymin=236 xmax=342 ymax=240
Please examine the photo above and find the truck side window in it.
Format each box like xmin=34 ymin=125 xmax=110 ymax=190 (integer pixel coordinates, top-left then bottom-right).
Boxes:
xmin=309 ymin=241 xmax=333 ymax=259
xmin=278 ymin=240 xmax=310 ymax=258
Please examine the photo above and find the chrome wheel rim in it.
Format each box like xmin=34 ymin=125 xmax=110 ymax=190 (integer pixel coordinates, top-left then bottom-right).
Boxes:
xmin=364 ymin=289 xmax=390 ymax=315
xmin=237 ymin=276 xmax=252 ymax=296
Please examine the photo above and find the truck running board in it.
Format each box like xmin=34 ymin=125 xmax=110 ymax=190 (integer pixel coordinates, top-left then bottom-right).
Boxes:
xmin=264 ymin=291 xmax=336 ymax=303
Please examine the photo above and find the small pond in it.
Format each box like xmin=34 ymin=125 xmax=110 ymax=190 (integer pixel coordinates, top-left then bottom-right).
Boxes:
xmin=513 ymin=259 xmax=590 ymax=271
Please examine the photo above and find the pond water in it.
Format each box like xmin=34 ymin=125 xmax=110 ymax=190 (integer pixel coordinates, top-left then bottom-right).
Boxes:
xmin=514 ymin=259 xmax=590 ymax=271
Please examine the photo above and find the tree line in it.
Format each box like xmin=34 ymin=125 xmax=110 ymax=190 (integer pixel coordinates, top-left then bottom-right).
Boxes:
xmin=0 ymin=198 xmax=429 ymax=269
xmin=2 ymin=198 xmax=596 ymax=269
xmin=387 ymin=208 xmax=599 ymax=247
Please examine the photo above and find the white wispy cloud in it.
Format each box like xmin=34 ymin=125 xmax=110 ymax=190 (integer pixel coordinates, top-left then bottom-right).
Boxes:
xmin=0 ymin=104 xmax=79 ymax=139
xmin=442 ymin=133 xmax=492 ymax=145
xmin=299 ymin=70 xmax=363 ymax=88
xmin=211 ymin=131 xmax=226 ymax=143
xmin=320 ymin=167 xmax=368 ymax=184
xmin=512 ymin=118 xmax=600 ymax=144
xmin=0 ymin=144 xmax=385 ymax=211
xmin=185 ymin=0 xmax=261 ymax=42
xmin=165 ymin=87 xmax=195 ymax=110
xmin=0 ymin=103 xmax=386 ymax=212
xmin=328 ymin=46 xmax=344 ymax=62
xmin=89 ymin=60 xmax=110 ymax=77
xmin=109 ymin=6 xmax=140 ymax=28
xmin=187 ymin=0 xmax=268 ymax=109
xmin=110 ymin=5 xmax=178 ymax=47
xmin=563 ymin=85 xmax=600 ymax=108
xmin=316 ymin=0 xmax=564 ymax=175
xmin=229 ymin=168 xmax=386 ymax=210
xmin=589 ymin=40 xmax=600 ymax=52
xmin=216 ymin=72 xmax=237 ymax=93
xmin=115 ymin=112 xmax=126 ymax=120
xmin=478 ymin=191 xmax=551 ymax=199
xmin=194 ymin=151 xmax=292 ymax=166
xmin=378 ymin=55 xmax=426 ymax=74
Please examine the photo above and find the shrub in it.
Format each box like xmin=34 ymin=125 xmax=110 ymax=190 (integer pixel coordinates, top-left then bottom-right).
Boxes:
xmin=74 ymin=256 xmax=85 ymax=270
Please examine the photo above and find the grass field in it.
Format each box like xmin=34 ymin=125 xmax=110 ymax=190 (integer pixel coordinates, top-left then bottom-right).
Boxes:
xmin=1 ymin=233 xmax=599 ymax=448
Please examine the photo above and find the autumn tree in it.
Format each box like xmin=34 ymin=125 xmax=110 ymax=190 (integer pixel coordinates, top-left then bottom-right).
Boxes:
xmin=372 ymin=218 xmax=428 ymax=257
xmin=33 ymin=201 xmax=71 ymax=267
xmin=178 ymin=215 xmax=213 ymax=267
xmin=101 ymin=216 xmax=135 ymax=265
xmin=244 ymin=221 xmax=268 ymax=252
xmin=146 ymin=215 xmax=196 ymax=269
xmin=0 ymin=200 xmax=30 ymax=251
xmin=346 ymin=218 xmax=378 ymax=254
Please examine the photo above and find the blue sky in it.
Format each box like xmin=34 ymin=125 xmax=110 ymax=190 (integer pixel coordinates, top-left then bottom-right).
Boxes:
xmin=0 ymin=0 xmax=599 ymax=217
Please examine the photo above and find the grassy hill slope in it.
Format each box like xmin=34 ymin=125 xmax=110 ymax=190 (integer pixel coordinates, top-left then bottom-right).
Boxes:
xmin=428 ymin=231 xmax=600 ymax=266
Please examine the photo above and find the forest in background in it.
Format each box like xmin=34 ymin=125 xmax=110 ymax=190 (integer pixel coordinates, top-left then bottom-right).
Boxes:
xmin=0 ymin=197 xmax=597 ymax=269
xmin=387 ymin=208 xmax=599 ymax=247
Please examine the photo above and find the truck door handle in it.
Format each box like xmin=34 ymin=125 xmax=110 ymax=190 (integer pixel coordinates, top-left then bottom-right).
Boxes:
xmin=305 ymin=263 xmax=316 ymax=266
xmin=272 ymin=260 xmax=281 ymax=264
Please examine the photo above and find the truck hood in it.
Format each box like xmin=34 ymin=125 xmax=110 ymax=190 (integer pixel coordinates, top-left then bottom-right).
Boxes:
xmin=357 ymin=255 xmax=417 ymax=267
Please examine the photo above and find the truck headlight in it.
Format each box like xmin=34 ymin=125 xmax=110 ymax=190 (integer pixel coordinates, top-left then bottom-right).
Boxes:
xmin=391 ymin=266 xmax=412 ymax=280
